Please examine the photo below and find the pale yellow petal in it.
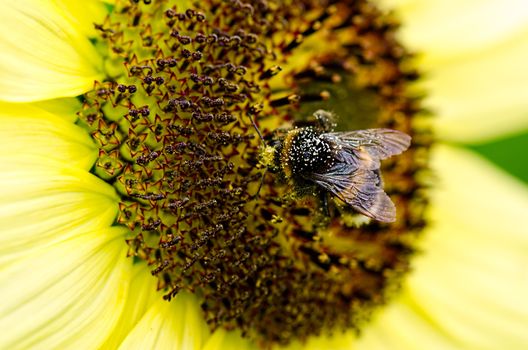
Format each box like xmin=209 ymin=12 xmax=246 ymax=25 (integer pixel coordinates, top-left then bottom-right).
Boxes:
xmin=357 ymin=145 xmax=528 ymax=349
xmin=381 ymin=0 xmax=528 ymax=65
xmin=377 ymin=0 xmax=528 ymax=142
xmin=425 ymin=30 xmax=528 ymax=143
xmin=0 ymin=102 xmax=97 ymax=169
xmin=356 ymin=294 xmax=460 ymax=350
xmin=102 ymin=263 xmax=160 ymax=349
xmin=0 ymin=227 xmax=131 ymax=350
xmin=0 ymin=160 xmax=119 ymax=265
xmin=409 ymin=145 xmax=528 ymax=348
xmin=117 ymin=292 xmax=209 ymax=350
xmin=32 ymin=97 xmax=83 ymax=124
xmin=0 ymin=0 xmax=103 ymax=102
xmin=0 ymin=103 xmax=118 ymax=261
xmin=52 ymin=0 xmax=109 ymax=37
xmin=429 ymin=145 xmax=528 ymax=246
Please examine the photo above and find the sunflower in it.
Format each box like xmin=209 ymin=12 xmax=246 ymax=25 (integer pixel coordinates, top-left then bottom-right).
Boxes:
xmin=1 ymin=0 xmax=527 ymax=349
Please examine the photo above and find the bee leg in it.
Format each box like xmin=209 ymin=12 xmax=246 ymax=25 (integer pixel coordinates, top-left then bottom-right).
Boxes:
xmin=252 ymin=168 xmax=268 ymax=199
xmin=319 ymin=191 xmax=331 ymax=217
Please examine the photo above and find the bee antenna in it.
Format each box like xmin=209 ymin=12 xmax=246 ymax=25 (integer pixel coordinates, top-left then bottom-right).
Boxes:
xmin=248 ymin=114 xmax=266 ymax=145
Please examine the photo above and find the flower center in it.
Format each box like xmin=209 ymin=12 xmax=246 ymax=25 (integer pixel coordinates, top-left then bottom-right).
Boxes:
xmin=78 ymin=0 xmax=430 ymax=346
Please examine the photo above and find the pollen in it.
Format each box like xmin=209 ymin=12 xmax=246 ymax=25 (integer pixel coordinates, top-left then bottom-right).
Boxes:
xmin=259 ymin=145 xmax=277 ymax=169
xmin=78 ymin=0 xmax=430 ymax=347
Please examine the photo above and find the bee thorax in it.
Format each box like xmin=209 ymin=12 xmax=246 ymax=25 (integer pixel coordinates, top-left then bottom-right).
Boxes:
xmin=288 ymin=128 xmax=335 ymax=175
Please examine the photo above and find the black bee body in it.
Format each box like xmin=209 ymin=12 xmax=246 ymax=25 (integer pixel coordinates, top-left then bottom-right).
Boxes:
xmin=259 ymin=110 xmax=411 ymax=223
xmin=282 ymin=127 xmax=336 ymax=178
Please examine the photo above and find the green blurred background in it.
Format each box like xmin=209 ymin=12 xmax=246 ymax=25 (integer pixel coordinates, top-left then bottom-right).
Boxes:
xmin=469 ymin=130 xmax=528 ymax=184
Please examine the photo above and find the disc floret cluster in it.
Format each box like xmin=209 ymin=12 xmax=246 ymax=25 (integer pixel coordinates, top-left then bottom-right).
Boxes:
xmin=78 ymin=0 xmax=430 ymax=345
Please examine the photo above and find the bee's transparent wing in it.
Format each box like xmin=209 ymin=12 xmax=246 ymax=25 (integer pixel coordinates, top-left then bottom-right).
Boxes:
xmin=322 ymin=129 xmax=411 ymax=169
xmin=310 ymin=166 xmax=396 ymax=222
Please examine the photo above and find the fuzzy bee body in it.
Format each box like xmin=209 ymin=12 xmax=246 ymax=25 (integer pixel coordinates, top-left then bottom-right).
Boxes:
xmin=259 ymin=112 xmax=411 ymax=222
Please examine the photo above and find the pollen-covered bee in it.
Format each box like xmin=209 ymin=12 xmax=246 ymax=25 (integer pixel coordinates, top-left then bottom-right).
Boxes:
xmin=258 ymin=110 xmax=411 ymax=222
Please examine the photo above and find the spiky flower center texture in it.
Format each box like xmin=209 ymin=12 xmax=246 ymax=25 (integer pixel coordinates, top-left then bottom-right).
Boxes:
xmin=78 ymin=0 xmax=430 ymax=345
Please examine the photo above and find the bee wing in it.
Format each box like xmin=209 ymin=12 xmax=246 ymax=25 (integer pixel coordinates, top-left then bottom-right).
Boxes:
xmin=322 ymin=129 xmax=411 ymax=169
xmin=310 ymin=166 xmax=396 ymax=222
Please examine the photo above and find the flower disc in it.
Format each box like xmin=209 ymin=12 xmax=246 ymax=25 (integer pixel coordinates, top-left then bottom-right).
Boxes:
xmin=78 ymin=0 xmax=430 ymax=345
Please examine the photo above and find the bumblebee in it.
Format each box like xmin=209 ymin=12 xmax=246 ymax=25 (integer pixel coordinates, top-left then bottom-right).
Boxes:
xmin=258 ymin=110 xmax=411 ymax=223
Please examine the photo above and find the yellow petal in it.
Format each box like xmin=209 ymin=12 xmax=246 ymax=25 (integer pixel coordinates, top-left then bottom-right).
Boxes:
xmin=357 ymin=145 xmax=528 ymax=349
xmin=0 ymin=102 xmax=97 ymax=169
xmin=378 ymin=0 xmax=528 ymax=142
xmin=102 ymin=263 xmax=160 ymax=349
xmin=425 ymin=30 xmax=528 ymax=143
xmin=356 ymin=294 xmax=460 ymax=350
xmin=382 ymin=0 xmax=528 ymax=65
xmin=32 ymin=97 xmax=83 ymax=123
xmin=0 ymin=0 xmax=103 ymax=102
xmin=51 ymin=0 xmax=110 ymax=37
xmin=0 ymin=160 xmax=119 ymax=265
xmin=0 ymin=227 xmax=131 ymax=349
xmin=409 ymin=145 xmax=528 ymax=348
xmin=0 ymin=102 xmax=118 ymax=262
xmin=428 ymin=144 xmax=528 ymax=247
xmin=117 ymin=292 xmax=209 ymax=350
